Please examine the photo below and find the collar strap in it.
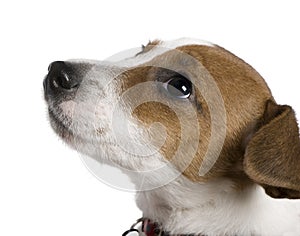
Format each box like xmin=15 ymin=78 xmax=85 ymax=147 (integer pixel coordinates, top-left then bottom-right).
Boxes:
xmin=123 ymin=218 xmax=201 ymax=236
xmin=142 ymin=218 xmax=162 ymax=236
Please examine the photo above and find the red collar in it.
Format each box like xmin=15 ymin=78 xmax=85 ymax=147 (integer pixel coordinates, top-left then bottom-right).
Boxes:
xmin=122 ymin=218 xmax=160 ymax=236
xmin=123 ymin=218 xmax=200 ymax=236
xmin=142 ymin=218 xmax=162 ymax=236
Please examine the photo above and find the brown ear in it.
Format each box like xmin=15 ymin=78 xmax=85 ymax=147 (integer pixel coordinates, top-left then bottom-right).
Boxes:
xmin=244 ymin=100 xmax=300 ymax=199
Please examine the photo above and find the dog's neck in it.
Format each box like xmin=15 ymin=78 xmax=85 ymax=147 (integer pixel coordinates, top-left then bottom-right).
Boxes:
xmin=134 ymin=175 xmax=300 ymax=236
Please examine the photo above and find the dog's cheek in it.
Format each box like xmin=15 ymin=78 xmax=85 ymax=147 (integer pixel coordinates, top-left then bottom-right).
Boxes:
xmin=132 ymin=101 xmax=214 ymax=180
xmin=180 ymin=114 xmax=212 ymax=181
xmin=132 ymin=102 xmax=181 ymax=161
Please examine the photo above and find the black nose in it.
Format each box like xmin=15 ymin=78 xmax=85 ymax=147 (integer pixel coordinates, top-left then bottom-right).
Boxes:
xmin=43 ymin=61 xmax=82 ymax=96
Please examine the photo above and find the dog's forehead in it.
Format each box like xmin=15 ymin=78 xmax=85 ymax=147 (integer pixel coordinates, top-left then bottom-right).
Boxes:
xmin=120 ymin=38 xmax=214 ymax=66
xmin=160 ymin=38 xmax=214 ymax=49
xmin=74 ymin=38 xmax=214 ymax=68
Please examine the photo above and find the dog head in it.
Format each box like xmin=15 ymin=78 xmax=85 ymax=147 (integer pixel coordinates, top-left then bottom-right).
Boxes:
xmin=44 ymin=38 xmax=300 ymax=198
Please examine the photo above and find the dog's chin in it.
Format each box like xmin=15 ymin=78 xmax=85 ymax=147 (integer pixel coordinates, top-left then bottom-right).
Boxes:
xmin=48 ymin=109 xmax=75 ymax=144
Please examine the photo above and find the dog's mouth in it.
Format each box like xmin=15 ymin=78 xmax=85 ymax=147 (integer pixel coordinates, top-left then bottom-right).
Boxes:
xmin=48 ymin=108 xmax=75 ymax=142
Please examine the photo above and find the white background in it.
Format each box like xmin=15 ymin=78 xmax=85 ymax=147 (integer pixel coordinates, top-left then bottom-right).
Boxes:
xmin=0 ymin=0 xmax=300 ymax=235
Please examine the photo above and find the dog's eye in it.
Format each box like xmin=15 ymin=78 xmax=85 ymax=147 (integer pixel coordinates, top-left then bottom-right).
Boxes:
xmin=163 ymin=75 xmax=192 ymax=99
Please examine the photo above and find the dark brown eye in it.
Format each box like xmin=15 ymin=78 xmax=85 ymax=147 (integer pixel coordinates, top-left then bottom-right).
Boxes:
xmin=163 ymin=75 xmax=192 ymax=99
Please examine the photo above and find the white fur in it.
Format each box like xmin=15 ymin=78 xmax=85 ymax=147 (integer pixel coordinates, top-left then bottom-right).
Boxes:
xmin=160 ymin=37 xmax=213 ymax=49
xmin=47 ymin=38 xmax=300 ymax=236
xmin=135 ymin=174 xmax=300 ymax=236
xmin=106 ymin=37 xmax=214 ymax=67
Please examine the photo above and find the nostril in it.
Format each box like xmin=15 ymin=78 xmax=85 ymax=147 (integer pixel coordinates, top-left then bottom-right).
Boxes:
xmin=56 ymin=72 xmax=76 ymax=90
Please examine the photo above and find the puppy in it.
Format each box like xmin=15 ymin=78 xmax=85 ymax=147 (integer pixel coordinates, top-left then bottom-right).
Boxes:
xmin=43 ymin=38 xmax=300 ymax=236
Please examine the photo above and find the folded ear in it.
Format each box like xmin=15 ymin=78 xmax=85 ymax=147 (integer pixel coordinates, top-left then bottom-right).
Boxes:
xmin=244 ymin=100 xmax=300 ymax=199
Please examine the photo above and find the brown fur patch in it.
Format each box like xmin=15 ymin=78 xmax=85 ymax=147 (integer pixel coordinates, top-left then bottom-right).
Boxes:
xmin=169 ymin=45 xmax=273 ymax=182
xmin=117 ymin=62 xmax=213 ymax=180
xmin=133 ymin=102 xmax=181 ymax=163
xmin=116 ymin=44 xmax=299 ymax=194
